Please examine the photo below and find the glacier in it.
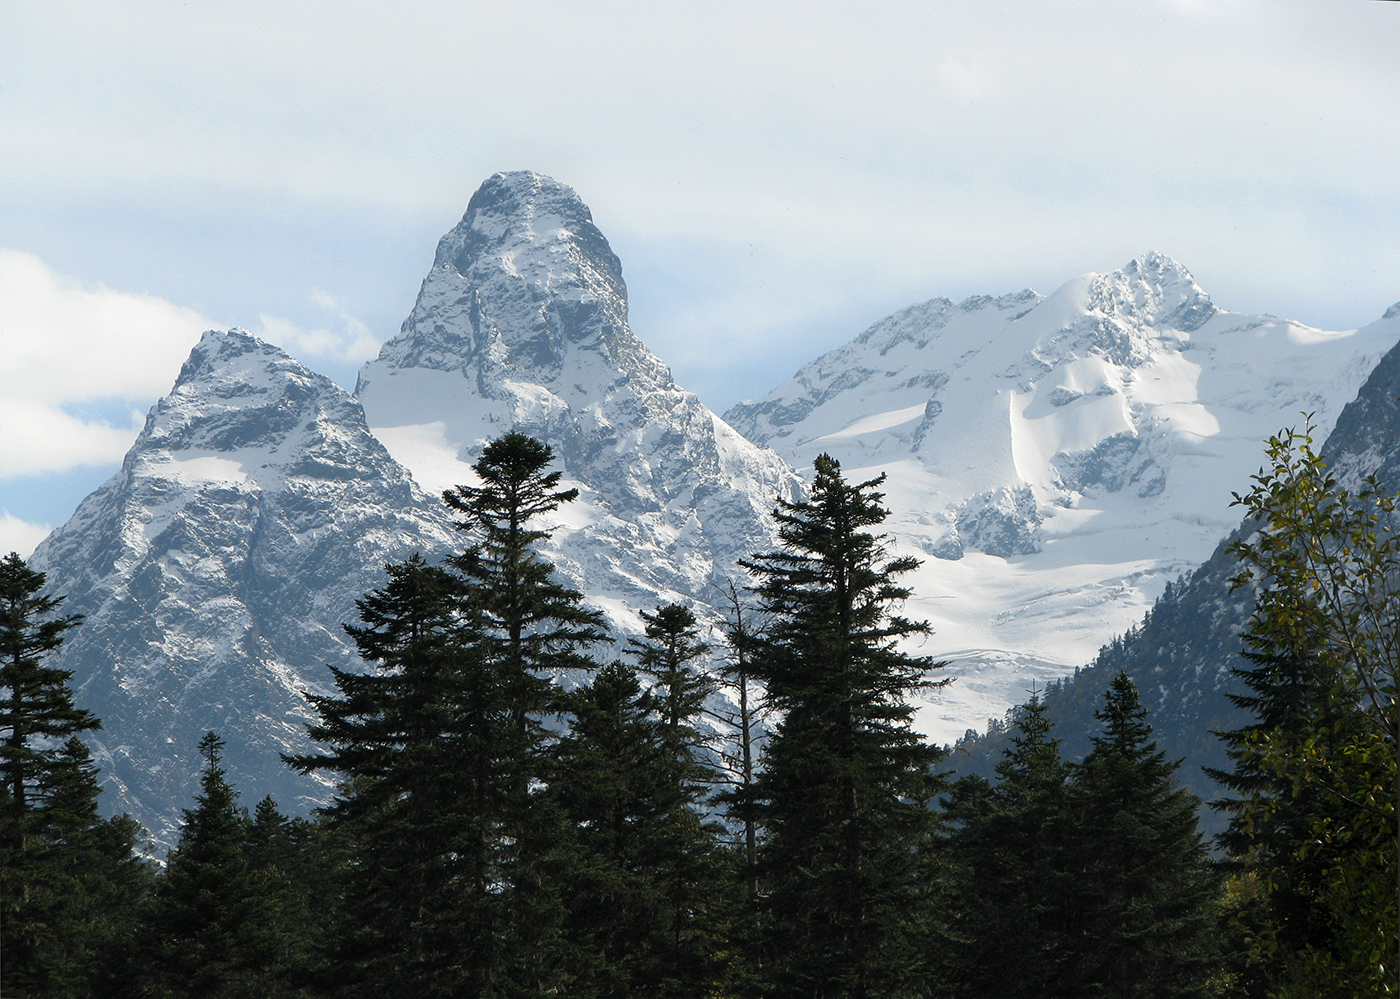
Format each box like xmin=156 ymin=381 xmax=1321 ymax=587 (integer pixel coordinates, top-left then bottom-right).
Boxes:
xmin=726 ymin=252 xmax=1399 ymax=743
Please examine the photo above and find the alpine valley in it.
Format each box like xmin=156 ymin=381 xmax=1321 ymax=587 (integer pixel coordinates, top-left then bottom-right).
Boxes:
xmin=26 ymin=172 xmax=1400 ymax=846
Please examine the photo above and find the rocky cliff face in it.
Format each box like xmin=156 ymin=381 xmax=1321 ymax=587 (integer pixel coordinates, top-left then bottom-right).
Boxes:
xmin=727 ymin=256 xmax=1397 ymax=743
xmin=30 ymin=329 xmax=455 ymax=846
xmin=356 ymin=171 xmax=800 ymax=630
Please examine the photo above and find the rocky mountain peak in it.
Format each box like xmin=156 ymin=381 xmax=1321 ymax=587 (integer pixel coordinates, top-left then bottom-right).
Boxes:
xmin=31 ymin=329 xmax=454 ymax=847
xmin=1085 ymin=251 xmax=1216 ymax=333
xmin=144 ymin=328 xmax=379 ymax=470
xmin=372 ymin=170 xmax=671 ymax=398
xmin=357 ymin=172 xmax=799 ymax=633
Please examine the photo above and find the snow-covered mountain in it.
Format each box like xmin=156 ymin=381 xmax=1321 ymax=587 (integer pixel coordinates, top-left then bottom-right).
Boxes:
xmin=726 ymin=254 xmax=1399 ymax=743
xmin=355 ymin=170 xmax=800 ymax=633
xmin=25 ymin=170 xmax=1396 ymax=845
xmin=955 ymin=310 xmax=1400 ymax=827
xmin=29 ymin=330 xmax=456 ymax=846
xmin=30 ymin=173 xmax=799 ymax=845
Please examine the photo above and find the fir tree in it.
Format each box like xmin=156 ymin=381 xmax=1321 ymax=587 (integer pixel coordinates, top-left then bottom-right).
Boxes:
xmin=1065 ymin=671 xmax=1220 ymax=998
xmin=142 ymin=732 xmax=267 ymax=999
xmin=290 ymin=554 xmax=503 ymax=998
xmin=444 ymin=432 xmax=608 ymax=731
xmin=713 ymin=583 xmax=764 ymax=904
xmin=442 ymin=431 xmax=609 ymax=991
xmin=743 ymin=454 xmax=947 ymax=999
xmin=293 ymin=434 xmax=608 ymax=996
xmin=0 ymin=552 xmax=150 ymax=998
xmin=0 ymin=551 xmax=93 ymax=819
xmin=629 ymin=603 xmax=713 ymax=770
xmin=945 ymin=695 xmax=1074 ymax=999
xmin=549 ymin=661 xmax=731 ymax=999
xmin=240 ymin=797 xmax=323 ymax=997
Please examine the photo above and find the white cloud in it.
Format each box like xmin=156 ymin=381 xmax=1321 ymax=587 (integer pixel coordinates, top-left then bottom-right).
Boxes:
xmin=0 ymin=249 xmax=213 ymax=478
xmin=0 ymin=512 xmax=53 ymax=559
xmin=255 ymin=290 xmax=382 ymax=367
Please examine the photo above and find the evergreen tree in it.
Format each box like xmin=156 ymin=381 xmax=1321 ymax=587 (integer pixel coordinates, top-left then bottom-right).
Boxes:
xmin=945 ymin=694 xmax=1074 ymax=999
xmin=290 ymin=554 xmax=504 ymax=998
xmin=1065 ymin=671 xmax=1220 ymax=998
xmin=626 ymin=606 xmax=732 ymax=996
xmin=713 ymin=583 xmax=765 ymax=905
xmin=444 ymin=432 xmax=608 ymax=731
xmin=0 ymin=551 xmax=93 ymax=819
xmin=743 ymin=454 xmax=947 ymax=999
xmin=629 ymin=603 xmax=713 ymax=771
xmin=549 ymin=661 xmax=729 ymax=997
xmin=240 ymin=797 xmax=324 ymax=997
xmin=442 ymin=431 xmax=609 ymax=992
xmin=1 ymin=552 xmax=150 ymax=998
xmin=293 ymin=434 xmax=607 ymax=996
xmin=142 ymin=732 xmax=269 ymax=999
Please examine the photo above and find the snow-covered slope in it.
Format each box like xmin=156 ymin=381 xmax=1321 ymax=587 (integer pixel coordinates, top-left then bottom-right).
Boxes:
xmin=30 ymin=330 xmax=455 ymax=846
xmin=727 ymin=255 xmax=1399 ymax=743
xmin=356 ymin=171 xmax=800 ymax=632
xmin=956 ymin=310 xmax=1400 ymax=826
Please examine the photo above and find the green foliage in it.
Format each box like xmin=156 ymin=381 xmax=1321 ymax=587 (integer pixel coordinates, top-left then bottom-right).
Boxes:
xmin=0 ymin=551 xmax=94 ymax=816
xmin=0 ymin=553 xmax=152 ymax=998
xmin=1213 ymin=420 xmax=1399 ymax=996
xmin=946 ymin=695 xmax=1075 ymax=998
xmin=743 ymin=453 xmax=948 ymax=998
xmin=1066 ymin=672 xmax=1221 ymax=998
xmin=141 ymin=733 xmax=298 ymax=999
xmin=549 ymin=661 xmax=731 ymax=997
xmin=293 ymin=433 xmax=608 ymax=996
xmin=949 ymin=677 xmax=1221 ymax=999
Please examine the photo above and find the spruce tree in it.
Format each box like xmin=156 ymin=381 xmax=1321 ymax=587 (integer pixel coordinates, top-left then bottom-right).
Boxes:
xmin=142 ymin=732 xmax=267 ymax=999
xmin=945 ymin=695 xmax=1074 ymax=999
xmin=290 ymin=554 xmax=504 ymax=998
xmin=1 ymin=552 xmax=150 ymax=998
xmin=240 ymin=797 xmax=323 ymax=997
xmin=743 ymin=454 xmax=947 ymax=999
xmin=628 ymin=606 xmax=731 ymax=995
xmin=293 ymin=434 xmax=607 ymax=996
xmin=442 ymin=431 xmax=609 ymax=991
xmin=0 ymin=551 xmax=93 ymax=818
xmin=711 ymin=584 xmax=767 ymax=901
xmin=1065 ymin=671 xmax=1220 ymax=998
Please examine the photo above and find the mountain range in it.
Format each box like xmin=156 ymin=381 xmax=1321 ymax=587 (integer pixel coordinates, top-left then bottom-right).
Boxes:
xmin=26 ymin=171 xmax=1399 ymax=846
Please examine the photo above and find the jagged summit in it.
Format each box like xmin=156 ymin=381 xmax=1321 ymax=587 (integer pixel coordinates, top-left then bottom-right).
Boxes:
xmin=1084 ymin=251 xmax=1216 ymax=331
xmin=357 ymin=172 xmax=799 ymax=628
xmin=32 ymin=329 xmax=454 ymax=847
xmin=367 ymin=170 xmax=671 ymax=397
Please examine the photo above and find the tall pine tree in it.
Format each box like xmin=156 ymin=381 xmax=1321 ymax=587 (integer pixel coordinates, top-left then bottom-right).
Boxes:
xmin=1066 ymin=671 xmax=1220 ymax=998
xmin=141 ymin=733 xmax=272 ymax=999
xmin=945 ymin=694 xmax=1074 ymax=999
xmin=1 ymin=552 xmax=150 ymax=998
xmin=743 ymin=454 xmax=947 ymax=999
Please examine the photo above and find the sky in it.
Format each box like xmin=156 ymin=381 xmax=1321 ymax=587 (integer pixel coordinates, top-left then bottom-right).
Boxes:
xmin=1 ymin=0 xmax=1397 ymax=556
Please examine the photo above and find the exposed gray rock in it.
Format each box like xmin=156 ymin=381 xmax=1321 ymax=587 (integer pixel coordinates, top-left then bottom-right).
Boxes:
xmin=31 ymin=330 xmax=456 ymax=847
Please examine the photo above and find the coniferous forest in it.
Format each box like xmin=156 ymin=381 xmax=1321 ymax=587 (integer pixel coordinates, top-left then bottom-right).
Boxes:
xmin=2 ymin=429 xmax=1395 ymax=998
